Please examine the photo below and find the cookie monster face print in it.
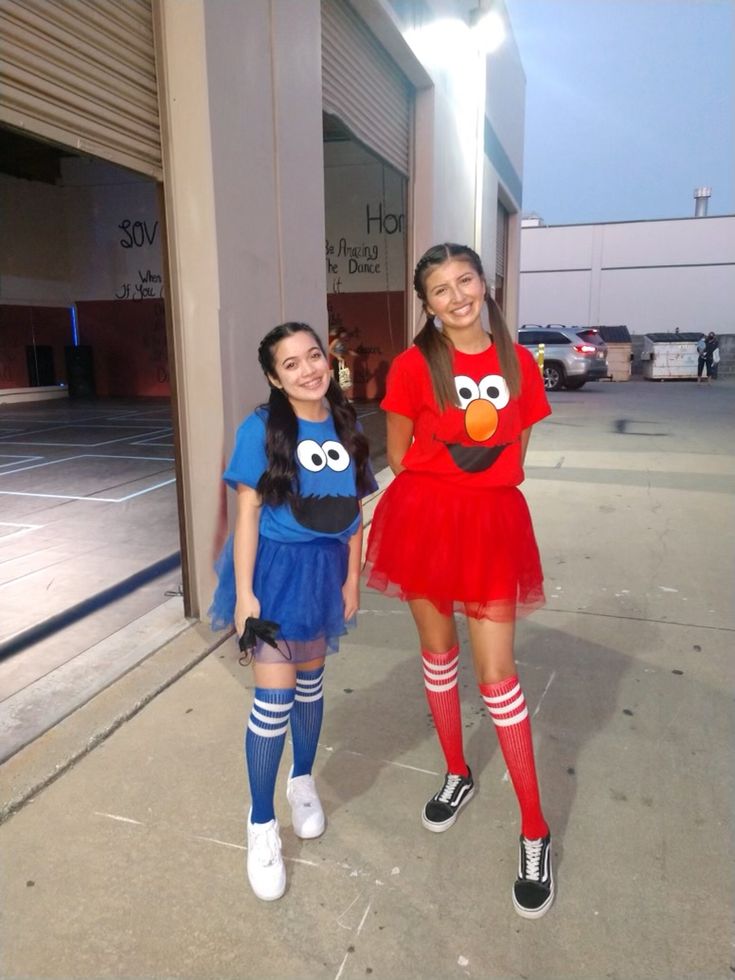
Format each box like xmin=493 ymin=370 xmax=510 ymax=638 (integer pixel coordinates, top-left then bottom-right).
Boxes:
xmin=435 ymin=373 xmax=511 ymax=473
xmin=294 ymin=436 xmax=359 ymax=533
xmin=223 ymin=409 xmax=369 ymax=544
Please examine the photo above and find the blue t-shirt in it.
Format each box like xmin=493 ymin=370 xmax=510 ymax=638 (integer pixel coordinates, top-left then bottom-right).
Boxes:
xmin=223 ymin=408 xmax=375 ymax=543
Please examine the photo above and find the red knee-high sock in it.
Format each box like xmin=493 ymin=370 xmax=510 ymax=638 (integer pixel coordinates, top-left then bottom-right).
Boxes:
xmin=480 ymin=675 xmax=548 ymax=839
xmin=422 ymin=646 xmax=468 ymax=776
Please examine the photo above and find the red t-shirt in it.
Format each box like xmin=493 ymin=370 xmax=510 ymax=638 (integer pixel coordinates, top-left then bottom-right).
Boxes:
xmin=381 ymin=343 xmax=551 ymax=487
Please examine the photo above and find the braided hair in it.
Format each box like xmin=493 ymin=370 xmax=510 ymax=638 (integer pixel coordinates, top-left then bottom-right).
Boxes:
xmin=413 ymin=243 xmax=520 ymax=408
xmin=255 ymin=322 xmax=372 ymax=507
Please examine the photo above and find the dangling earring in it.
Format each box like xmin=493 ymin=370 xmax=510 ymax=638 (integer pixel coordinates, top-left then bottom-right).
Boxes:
xmin=433 ymin=315 xmax=442 ymax=330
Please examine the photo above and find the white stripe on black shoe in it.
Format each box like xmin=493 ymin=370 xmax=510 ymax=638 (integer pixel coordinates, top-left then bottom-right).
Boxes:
xmin=421 ymin=768 xmax=475 ymax=832
xmin=512 ymin=833 xmax=554 ymax=919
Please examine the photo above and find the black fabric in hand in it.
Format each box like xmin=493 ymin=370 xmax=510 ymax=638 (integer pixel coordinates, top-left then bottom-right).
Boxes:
xmin=238 ymin=617 xmax=280 ymax=653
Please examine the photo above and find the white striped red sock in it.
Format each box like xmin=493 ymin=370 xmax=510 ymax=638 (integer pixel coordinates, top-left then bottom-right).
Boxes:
xmin=480 ymin=675 xmax=548 ymax=839
xmin=423 ymin=646 xmax=468 ymax=776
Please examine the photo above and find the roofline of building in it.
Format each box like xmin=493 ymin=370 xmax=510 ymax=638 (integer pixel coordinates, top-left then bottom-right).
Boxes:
xmin=522 ymin=214 xmax=735 ymax=230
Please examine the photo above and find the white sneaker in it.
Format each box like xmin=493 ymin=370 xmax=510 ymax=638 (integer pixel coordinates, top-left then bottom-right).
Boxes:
xmin=286 ymin=771 xmax=326 ymax=839
xmin=246 ymin=811 xmax=286 ymax=901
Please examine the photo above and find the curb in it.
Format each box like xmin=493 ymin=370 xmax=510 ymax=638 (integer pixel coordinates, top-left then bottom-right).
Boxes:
xmin=0 ymin=623 xmax=228 ymax=825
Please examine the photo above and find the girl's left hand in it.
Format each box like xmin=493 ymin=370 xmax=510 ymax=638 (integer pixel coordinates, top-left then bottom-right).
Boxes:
xmin=342 ymin=578 xmax=359 ymax=621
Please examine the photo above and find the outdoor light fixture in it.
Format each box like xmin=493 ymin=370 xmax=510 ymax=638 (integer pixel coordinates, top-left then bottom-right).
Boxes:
xmin=469 ymin=4 xmax=506 ymax=53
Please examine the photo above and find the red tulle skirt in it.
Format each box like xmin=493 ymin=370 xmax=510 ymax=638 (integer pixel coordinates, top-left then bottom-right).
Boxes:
xmin=364 ymin=471 xmax=545 ymax=622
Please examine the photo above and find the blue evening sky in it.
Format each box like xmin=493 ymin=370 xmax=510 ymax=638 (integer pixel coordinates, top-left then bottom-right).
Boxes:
xmin=504 ymin=0 xmax=734 ymax=225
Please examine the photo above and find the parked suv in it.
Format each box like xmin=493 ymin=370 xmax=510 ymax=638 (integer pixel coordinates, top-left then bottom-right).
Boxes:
xmin=517 ymin=325 xmax=609 ymax=391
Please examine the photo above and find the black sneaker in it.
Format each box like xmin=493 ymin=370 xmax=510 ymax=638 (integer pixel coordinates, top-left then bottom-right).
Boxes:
xmin=421 ymin=768 xmax=475 ymax=832
xmin=512 ymin=833 xmax=554 ymax=919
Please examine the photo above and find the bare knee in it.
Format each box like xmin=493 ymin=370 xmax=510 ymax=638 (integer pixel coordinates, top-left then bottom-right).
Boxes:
xmin=409 ymin=598 xmax=457 ymax=653
xmin=467 ymin=617 xmax=517 ymax=685
xmin=252 ymin=661 xmax=298 ymax=689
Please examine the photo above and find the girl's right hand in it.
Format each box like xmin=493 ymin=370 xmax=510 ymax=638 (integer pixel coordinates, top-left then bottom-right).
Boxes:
xmin=235 ymin=592 xmax=261 ymax=639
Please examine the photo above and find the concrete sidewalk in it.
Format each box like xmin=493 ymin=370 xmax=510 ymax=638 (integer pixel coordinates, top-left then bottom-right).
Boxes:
xmin=2 ymin=379 xmax=734 ymax=979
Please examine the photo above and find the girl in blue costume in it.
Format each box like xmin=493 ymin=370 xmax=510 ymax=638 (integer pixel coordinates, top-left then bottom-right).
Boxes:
xmin=210 ymin=322 xmax=375 ymax=902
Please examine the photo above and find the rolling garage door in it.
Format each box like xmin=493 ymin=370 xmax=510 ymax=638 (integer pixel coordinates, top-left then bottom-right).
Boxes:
xmin=0 ymin=0 xmax=161 ymax=178
xmin=321 ymin=0 xmax=412 ymax=176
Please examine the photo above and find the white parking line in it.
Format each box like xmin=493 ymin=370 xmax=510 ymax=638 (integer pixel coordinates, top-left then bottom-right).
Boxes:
xmin=0 ymin=455 xmax=44 ymax=471
xmin=0 ymin=454 xmax=176 ymax=502
xmin=0 ymin=425 xmax=173 ymax=447
xmin=0 ymin=521 xmax=43 ymax=542
xmin=0 ymin=453 xmax=174 ymax=478
xmin=0 ymin=478 xmax=176 ymax=503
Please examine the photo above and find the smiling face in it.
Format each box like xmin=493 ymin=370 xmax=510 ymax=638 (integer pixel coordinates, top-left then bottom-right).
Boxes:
xmin=268 ymin=331 xmax=331 ymax=412
xmin=423 ymin=259 xmax=487 ymax=339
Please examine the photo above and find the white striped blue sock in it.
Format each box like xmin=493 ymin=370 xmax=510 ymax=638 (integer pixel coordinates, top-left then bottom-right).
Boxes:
xmin=291 ymin=667 xmax=325 ymax=778
xmin=246 ymin=686 xmax=294 ymax=823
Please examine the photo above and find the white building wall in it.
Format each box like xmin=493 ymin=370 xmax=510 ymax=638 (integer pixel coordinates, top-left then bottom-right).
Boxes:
xmin=0 ymin=173 xmax=69 ymax=303
xmin=598 ymin=266 xmax=735 ymax=335
xmin=62 ymin=158 xmax=162 ymax=302
xmin=485 ymin=14 xmax=525 ymax=185
xmin=520 ymin=216 xmax=735 ymax=335
xmin=396 ymin=1 xmax=484 ymax=252
xmin=391 ymin=0 xmax=525 ymax=327
xmin=0 ymin=161 xmax=161 ymax=304
xmin=482 ymin=3 xmax=525 ymax=327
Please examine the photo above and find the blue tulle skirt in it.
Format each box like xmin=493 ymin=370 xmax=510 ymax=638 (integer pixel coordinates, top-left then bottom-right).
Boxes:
xmin=209 ymin=533 xmax=354 ymax=662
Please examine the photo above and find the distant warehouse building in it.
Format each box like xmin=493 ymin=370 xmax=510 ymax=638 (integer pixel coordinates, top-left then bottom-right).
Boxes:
xmin=518 ymin=215 xmax=735 ymax=353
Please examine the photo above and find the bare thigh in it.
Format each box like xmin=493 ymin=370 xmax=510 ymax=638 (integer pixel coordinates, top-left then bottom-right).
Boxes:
xmin=408 ymin=598 xmax=457 ymax=653
xmin=252 ymin=657 xmax=325 ymax=689
xmin=466 ymin=617 xmax=517 ymax=685
xmin=408 ymin=599 xmax=518 ymax=684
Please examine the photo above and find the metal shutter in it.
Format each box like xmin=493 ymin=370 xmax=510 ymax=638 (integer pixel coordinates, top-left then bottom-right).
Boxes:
xmin=321 ymin=0 xmax=411 ymax=176
xmin=496 ymin=200 xmax=509 ymax=277
xmin=0 ymin=0 xmax=161 ymax=178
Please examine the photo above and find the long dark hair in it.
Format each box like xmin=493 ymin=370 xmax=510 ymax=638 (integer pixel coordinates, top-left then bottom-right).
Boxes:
xmin=255 ymin=322 xmax=371 ymax=506
xmin=412 ymin=243 xmax=521 ymax=408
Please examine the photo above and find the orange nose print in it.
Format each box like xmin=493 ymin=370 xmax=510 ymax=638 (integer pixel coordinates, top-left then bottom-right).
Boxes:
xmin=465 ymin=399 xmax=498 ymax=442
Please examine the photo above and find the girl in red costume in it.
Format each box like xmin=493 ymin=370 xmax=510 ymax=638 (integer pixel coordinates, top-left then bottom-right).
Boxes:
xmin=365 ymin=243 xmax=554 ymax=918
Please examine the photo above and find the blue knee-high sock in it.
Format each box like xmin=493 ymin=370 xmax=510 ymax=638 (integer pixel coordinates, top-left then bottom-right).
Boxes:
xmin=246 ymin=687 xmax=294 ymax=824
xmin=290 ymin=667 xmax=325 ymax=778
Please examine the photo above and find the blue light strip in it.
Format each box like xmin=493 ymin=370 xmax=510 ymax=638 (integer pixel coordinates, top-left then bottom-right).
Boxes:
xmin=70 ymin=305 xmax=79 ymax=346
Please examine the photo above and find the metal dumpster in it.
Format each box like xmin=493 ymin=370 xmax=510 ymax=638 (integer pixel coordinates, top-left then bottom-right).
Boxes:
xmin=597 ymin=325 xmax=633 ymax=381
xmin=641 ymin=332 xmax=701 ymax=380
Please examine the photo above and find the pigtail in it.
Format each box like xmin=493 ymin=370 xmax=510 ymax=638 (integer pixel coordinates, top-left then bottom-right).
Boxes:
xmin=256 ymin=387 xmax=300 ymax=507
xmin=326 ymin=380 xmax=373 ymax=496
xmin=413 ymin=314 xmax=460 ymax=411
xmin=486 ymin=294 xmax=521 ymax=397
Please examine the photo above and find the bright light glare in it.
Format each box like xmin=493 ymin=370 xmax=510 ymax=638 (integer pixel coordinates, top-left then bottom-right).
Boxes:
xmin=404 ymin=18 xmax=470 ymax=71
xmin=474 ymin=9 xmax=506 ymax=53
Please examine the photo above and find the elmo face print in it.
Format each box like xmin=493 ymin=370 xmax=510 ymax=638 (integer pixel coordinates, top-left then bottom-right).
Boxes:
xmin=438 ymin=374 xmax=512 ymax=473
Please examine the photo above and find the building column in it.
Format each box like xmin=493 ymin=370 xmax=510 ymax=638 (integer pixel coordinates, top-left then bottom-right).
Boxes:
xmin=153 ymin=0 xmax=223 ymax=619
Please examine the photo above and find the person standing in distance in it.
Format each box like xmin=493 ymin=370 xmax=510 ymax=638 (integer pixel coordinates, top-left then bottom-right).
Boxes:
xmin=365 ymin=243 xmax=554 ymax=918
xmin=210 ymin=322 xmax=375 ymax=901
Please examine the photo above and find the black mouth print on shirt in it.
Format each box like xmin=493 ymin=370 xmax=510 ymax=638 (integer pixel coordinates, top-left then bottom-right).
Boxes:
xmin=439 ymin=441 xmax=510 ymax=473
xmin=293 ymin=494 xmax=359 ymax=533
